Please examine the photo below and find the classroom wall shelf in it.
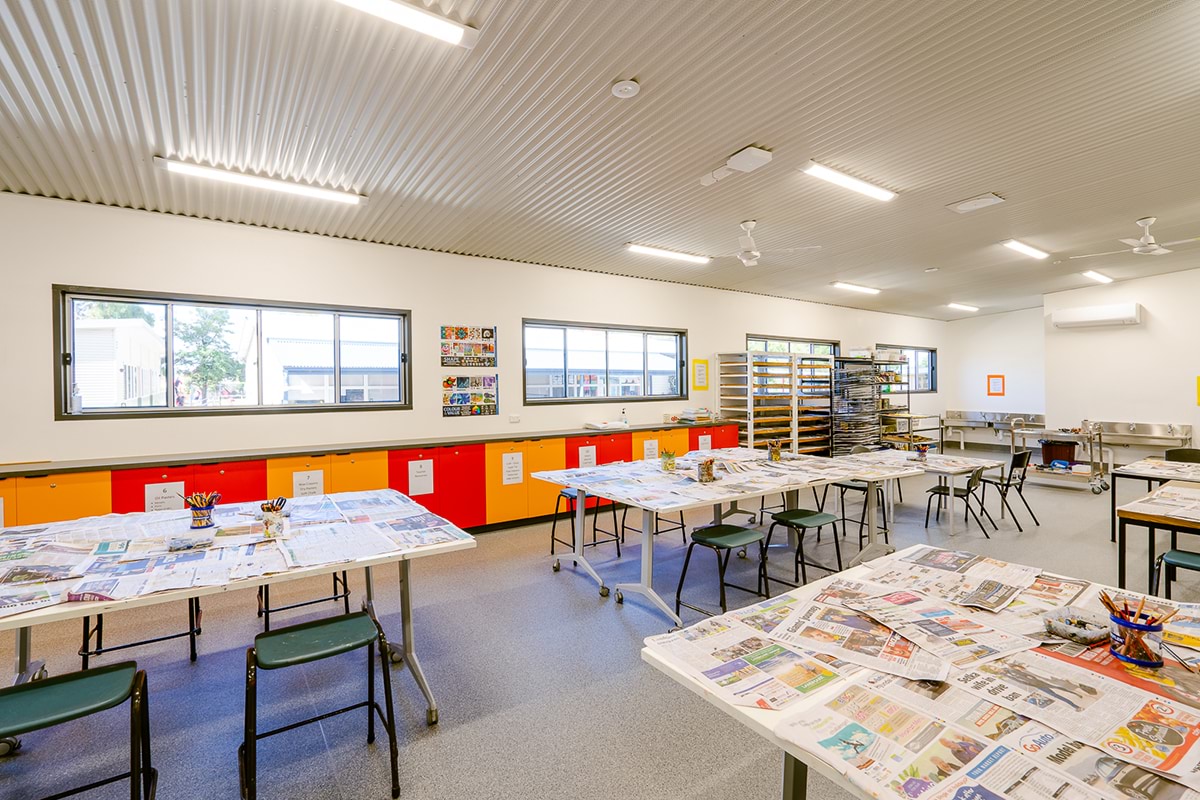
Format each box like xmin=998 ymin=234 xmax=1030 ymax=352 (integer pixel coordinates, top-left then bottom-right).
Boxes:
xmin=718 ymin=352 xmax=832 ymax=454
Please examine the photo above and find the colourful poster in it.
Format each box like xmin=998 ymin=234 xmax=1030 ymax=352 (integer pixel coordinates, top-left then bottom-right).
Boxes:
xmin=441 ymin=375 xmax=498 ymax=417
xmin=440 ymin=325 xmax=497 ymax=367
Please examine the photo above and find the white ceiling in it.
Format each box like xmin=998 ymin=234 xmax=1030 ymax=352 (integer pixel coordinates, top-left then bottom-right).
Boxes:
xmin=2 ymin=0 xmax=1200 ymax=318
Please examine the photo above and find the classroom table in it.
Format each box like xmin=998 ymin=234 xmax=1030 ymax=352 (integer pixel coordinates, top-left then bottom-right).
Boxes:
xmin=533 ymin=448 xmax=920 ymax=626
xmin=1116 ymin=479 xmax=1200 ymax=592
xmin=0 ymin=490 xmax=474 ymax=738
xmin=834 ymin=450 xmax=1005 ymax=535
xmin=1110 ymin=458 xmax=1200 ymax=543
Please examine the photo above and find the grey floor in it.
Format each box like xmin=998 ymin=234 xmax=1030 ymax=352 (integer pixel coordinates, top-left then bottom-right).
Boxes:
xmin=3 ymin=454 xmax=1197 ymax=800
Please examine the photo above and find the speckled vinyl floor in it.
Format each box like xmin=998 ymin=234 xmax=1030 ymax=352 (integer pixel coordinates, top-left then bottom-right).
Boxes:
xmin=2 ymin=456 xmax=1195 ymax=800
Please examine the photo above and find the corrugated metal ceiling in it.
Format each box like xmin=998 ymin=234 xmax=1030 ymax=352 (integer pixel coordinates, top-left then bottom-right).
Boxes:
xmin=2 ymin=0 xmax=1200 ymax=317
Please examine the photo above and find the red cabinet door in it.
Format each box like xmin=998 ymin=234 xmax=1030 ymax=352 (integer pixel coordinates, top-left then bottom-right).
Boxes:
xmin=193 ymin=460 xmax=268 ymax=504
xmin=436 ymin=444 xmax=486 ymax=528
xmin=388 ymin=448 xmax=442 ymax=514
xmin=713 ymin=424 xmax=740 ymax=449
xmin=688 ymin=427 xmax=715 ymax=452
xmin=599 ymin=432 xmax=633 ymax=464
xmin=563 ymin=436 xmax=603 ymax=508
xmin=111 ymin=465 xmax=195 ymax=513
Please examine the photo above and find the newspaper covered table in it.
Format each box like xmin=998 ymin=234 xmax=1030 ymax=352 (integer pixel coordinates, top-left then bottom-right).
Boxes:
xmin=1116 ymin=480 xmax=1200 ymax=592
xmin=835 ymin=450 xmax=1006 ymax=536
xmin=643 ymin=543 xmax=1200 ymax=800
xmin=1112 ymin=459 xmax=1200 ymax=543
xmin=0 ymin=488 xmax=474 ymax=731
xmin=532 ymin=448 xmax=921 ymax=626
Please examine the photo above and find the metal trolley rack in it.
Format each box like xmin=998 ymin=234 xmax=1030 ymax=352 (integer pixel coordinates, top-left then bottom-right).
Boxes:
xmin=1012 ymin=420 xmax=1110 ymax=494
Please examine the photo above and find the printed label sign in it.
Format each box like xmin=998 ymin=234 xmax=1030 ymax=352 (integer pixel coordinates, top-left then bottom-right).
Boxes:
xmin=408 ymin=460 xmax=434 ymax=496
xmin=501 ymin=452 xmax=524 ymax=485
xmin=145 ymin=481 xmax=186 ymax=512
xmin=292 ymin=470 xmax=324 ymax=498
xmin=578 ymin=445 xmax=597 ymax=468
xmin=643 ymin=439 xmax=659 ymax=460
xmin=698 ymin=434 xmax=713 ymax=451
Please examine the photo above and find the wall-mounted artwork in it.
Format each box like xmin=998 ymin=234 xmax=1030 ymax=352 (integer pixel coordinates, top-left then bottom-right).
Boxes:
xmin=440 ymin=325 xmax=497 ymax=367
xmin=987 ymin=374 xmax=1005 ymax=397
xmin=442 ymin=374 xmax=498 ymax=416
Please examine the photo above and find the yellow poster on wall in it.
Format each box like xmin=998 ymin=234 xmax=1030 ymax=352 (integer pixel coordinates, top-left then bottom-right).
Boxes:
xmin=692 ymin=359 xmax=709 ymax=391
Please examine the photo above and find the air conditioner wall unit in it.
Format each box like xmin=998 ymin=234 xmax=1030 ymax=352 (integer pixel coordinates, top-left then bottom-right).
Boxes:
xmin=1051 ymin=302 xmax=1142 ymax=329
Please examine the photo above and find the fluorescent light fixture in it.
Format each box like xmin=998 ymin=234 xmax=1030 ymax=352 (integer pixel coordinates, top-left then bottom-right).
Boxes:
xmin=831 ymin=281 xmax=880 ymax=295
xmin=1081 ymin=270 xmax=1113 ymax=284
xmin=1001 ymin=239 xmax=1049 ymax=259
xmin=801 ymin=161 xmax=896 ymax=201
xmin=331 ymin=0 xmax=479 ymax=47
xmin=154 ymin=157 xmax=364 ymax=205
xmin=947 ymin=303 xmax=979 ymax=312
xmin=626 ymin=243 xmax=710 ymax=264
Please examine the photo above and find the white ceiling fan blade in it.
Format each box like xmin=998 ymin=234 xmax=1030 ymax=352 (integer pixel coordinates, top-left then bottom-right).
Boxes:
xmin=1068 ymin=249 xmax=1130 ymax=260
xmin=1157 ymin=236 xmax=1200 ymax=247
xmin=1118 ymin=238 xmax=1141 ymax=247
xmin=1149 ymin=246 xmax=1172 ymax=255
xmin=761 ymin=246 xmax=823 ymax=254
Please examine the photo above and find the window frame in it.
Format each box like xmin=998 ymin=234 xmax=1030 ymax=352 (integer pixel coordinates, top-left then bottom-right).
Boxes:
xmin=745 ymin=333 xmax=841 ymax=356
xmin=521 ymin=318 xmax=688 ymax=406
xmin=875 ymin=342 xmax=938 ymax=393
xmin=53 ymin=285 xmax=412 ymax=420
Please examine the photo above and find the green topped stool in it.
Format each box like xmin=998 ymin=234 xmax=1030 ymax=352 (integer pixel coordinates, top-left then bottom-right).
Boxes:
xmin=674 ymin=524 xmax=768 ymax=617
xmin=0 ymin=661 xmax=156 ymax=799
xmin=239 ymin=606 xmax=399 ymax=800
xmin=1154 ymin=549 xmax=1200 ymax=599
xmin=764 ymin=508 xmax=842 ymax=592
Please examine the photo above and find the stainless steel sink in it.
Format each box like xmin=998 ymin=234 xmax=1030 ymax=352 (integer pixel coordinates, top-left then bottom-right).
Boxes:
xmin=944 ymin=411 xmax=1046 ymax=431
xmin=1094 ymin=421 xmax=1191 ymax=447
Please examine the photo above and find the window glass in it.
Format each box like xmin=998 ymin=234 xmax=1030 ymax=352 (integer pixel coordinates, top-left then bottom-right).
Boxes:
xmin=607 ymin=330 xmax=645 ymax=397
xmin=646 ymin=334 xmax=680 ymax=396
xmin=525 ymin=326 xmax=566 ymax=399
xmin=746 ymin=335 xmax=839 ymax=357
xmin=565 ymin=327 xmax=606 ymax=398
xmin=70 ymin=298 xmax=167 ymax=410
xmin=339 ymin=315 xmax=401 ymax=403
xmin=172 ymin=305 xmax=257 ymax=408
xmin=261 ymin=310 xmax=335 ymax=405
xmin=877 ymin=344 xmax=937 ymax=393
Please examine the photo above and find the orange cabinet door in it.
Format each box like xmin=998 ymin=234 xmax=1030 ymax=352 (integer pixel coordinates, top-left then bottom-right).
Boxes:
xmin=661 ymin=429 xmax=690 ymax=458
xmin=524 ymin=438 xmax=566 ymax=518
xmin=631 ymin=429 xmax=670 ymax=461
xmin=330 ymin=450 xmax=388 ymax=493
xmin=484 ymin=441 xmax=527 ymax=524
xmin=266 ymin=455 xmax=332 ymax=499
xmin=0 ymin=477 xmax=16 ymax=527
xmin=16 ymin=470 xmax=112 ymax=525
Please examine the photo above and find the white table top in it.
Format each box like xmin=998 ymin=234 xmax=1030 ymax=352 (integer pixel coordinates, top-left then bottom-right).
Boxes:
xmin=0 ymin=489 xmax=476 ymax=632
xmin=835 ymin=449 xmax=1005 ymax=476
xmin=532 ymin=448 xmax=921 ymax=513
xmin=1114 ymin=458 xmax=1200 ymax=481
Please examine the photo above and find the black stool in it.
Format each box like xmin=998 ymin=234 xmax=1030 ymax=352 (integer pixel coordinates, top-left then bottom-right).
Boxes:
xmin=675 ymin=525 xmax=768 ymax=617
xmin=764 ymin=509 xmax=842 ymax=591
xmin=550 ymin=488 xmax=621 ymax=557
xmin=81 ymin=598 xmax=202 ymax=669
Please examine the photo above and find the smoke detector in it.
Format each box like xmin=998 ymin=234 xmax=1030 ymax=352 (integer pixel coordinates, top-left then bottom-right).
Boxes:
xmin=611 ymin=79 xmax=640 ymax=99
xmin=700 ymin=145 xmax=773 ymax=186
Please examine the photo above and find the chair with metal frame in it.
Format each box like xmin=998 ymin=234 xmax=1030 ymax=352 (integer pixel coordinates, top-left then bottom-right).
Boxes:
xmin=762 ymin=508 xmax=842 ymax=591
xmin=257 ymin=571 xmax=351 ymax=632
xmin=80 ymin=599 xmax=202 ymax=669
xmin=980 ymin=450 xmax=1039 ymax=531
xmin=1153 ymin=549 xmax=1200 ymax=599
xmin=550 ymin=488 xmax=622 ymax=556
xmin=834 ymin=446 xmax=890 ymax=546
xmin=674 ymin=524 xmax=767 ymax=617
xmin=239 ymin=604 xmax=399 ymax=800
xmin=925 ymin=466 xmax=994 ymax=536
xmin=1166 ymin=448 xmax=1200 ymax=463
xmin=0 ymin=660 xmax=157 ymax=799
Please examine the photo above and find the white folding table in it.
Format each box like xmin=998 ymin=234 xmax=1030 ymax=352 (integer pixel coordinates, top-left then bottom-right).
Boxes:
xmin=534 ymin=448 xmax=920 ymax=626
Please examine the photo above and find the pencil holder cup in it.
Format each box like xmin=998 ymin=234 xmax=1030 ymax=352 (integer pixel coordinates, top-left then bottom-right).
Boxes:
xmin=189 ymin=504 xmax=215 ymax=530
xmin=1109 ymin=613 xmax=1163 ymax=668
xmin=660 ymin=452 xmax=676 ymax=471
xmin=768 ymin=441 xmax=782 ymax=462
xmin=697 ymin=459 xmax=716 ymax=483
xmin=262 ymin=510 xmax=284 ymax=538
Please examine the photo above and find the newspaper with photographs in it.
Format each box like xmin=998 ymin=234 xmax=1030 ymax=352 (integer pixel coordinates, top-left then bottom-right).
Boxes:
xmin=862 ymin=546 xmax=1040 ymax=612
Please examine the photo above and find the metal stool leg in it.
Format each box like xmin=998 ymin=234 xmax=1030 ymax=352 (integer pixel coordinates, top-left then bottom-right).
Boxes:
xmin=675 ymin=542 xmax=698 ymax=615
xmin=240 ymin=648 xmax=257 ymax=800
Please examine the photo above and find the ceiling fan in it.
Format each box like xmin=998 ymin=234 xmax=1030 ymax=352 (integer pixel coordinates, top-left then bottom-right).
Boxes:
xmin=716 ymin=220 xmax=821 ymax=267
xmin=1069 ymin=217 xmax=1200 ymax=260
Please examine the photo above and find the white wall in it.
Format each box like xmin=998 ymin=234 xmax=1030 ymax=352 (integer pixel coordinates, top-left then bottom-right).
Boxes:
xmin=1044 ymin=269 xmax=1200 ymax=461
xmin=0 ymin=194 xmax=948 ymax=463
xmin=942 ymin=307 xmax=1046 ymax=415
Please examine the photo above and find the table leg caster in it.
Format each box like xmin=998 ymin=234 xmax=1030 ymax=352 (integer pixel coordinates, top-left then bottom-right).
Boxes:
xmin=615 ymin=589 xmax=624 ymax=604
xmin=427 ymin=708 xmax=438 ymax=726
xmin=552 ymin=559 xmax=561 ymax=572
xmin=0 ymin=738 xmax=20 ymax=757
xmin=32 ymin=667 xmax=48 ymax=682
xmin=599 ymin=585 xmax=610 ymax=598
xmin=389 ymin=648 xmax=404 ymax=666
xmin=737 ymin=548 xmax=747 ymax=559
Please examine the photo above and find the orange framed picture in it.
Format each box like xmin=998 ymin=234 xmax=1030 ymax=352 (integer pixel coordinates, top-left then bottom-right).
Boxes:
xmin=987 ymin=374 xmax=1005 ymax=396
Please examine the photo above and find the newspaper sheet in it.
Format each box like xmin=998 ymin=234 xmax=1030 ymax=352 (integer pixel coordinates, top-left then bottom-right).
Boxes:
xmin=768 ymin=600 xmax=950 ymax=681
xmin=864 ymin=547 xmax=1040 ymax=612
xmin=1120 ymin=485 xmax=1200 ymax=524
xmin=950 ymin=650 xmax=1200 ymax=778
xmin=926 ymin=744 xmax=1106 ymax=800
xmin=276 ymin=523 xmax=399 ymax=568
xmin=847 ymin=591 xmax=1039 ymax=669
xmin=986 ymin=575 xmax=1093 ymax=639
xmin=0 ymin=580 xmax=70 ymax=618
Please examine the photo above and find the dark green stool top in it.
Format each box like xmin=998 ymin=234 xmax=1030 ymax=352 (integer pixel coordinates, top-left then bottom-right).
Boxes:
xmin=771 ymin=509 xmax=838 ymax=528
xmin=690 ymin=524 xmax=766 ymax=549
xmin=1162 ymin=550 xmax=1200 ymax=571
xmin=255 ymin=611 xmax=379 ymax=670
xmin=0 ymin=661 xmax=136 ymax=739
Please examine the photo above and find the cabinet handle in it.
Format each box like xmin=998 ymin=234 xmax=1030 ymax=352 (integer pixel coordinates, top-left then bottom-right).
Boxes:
xmin=162 ymin=474 xmax=168 ymax=479
xmin=219 ymin=469 xmax=226 ymax=475
xmin=50 ymin=483 xmax=57 ymax=489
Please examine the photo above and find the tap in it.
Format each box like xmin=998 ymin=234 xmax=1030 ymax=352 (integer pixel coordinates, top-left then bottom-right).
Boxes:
xmin=1168 ymin=424 xmax=1176 ymax=436
xmin=1128 ymin=423 xmax=1136 ymax=432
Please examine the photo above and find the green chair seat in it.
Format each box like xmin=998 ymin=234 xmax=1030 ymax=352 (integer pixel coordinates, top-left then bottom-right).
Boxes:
xmin=771 ymin=509 xmax=839 ymax=528
xmin=1162 ymin=550 xmax=1200 ymax=571
xmin=690 ymin=524 xmax=765 ymax=549
xmin=254 ymin=611 xmax=379 ymax=670
xmin=0 ymin=661 xmax=136 ymax=739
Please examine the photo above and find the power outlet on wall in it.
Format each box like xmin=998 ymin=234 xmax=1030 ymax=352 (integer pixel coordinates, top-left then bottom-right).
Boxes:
xmin=509 ymin=414 xmax=520 ymax=424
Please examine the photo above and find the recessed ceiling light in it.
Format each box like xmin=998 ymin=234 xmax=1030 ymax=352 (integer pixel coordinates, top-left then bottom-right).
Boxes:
xmin=611 ymin=79 xmax=640 ymax=99
xmin=330 ymin=0 xmax=479 ymax=48
xmin=1081 ymin=270 xmax=1113 ymax=284
xmin=832 ymin=281 xmax=880 ymax=295
xmin=947 ymin=303 xmax=979 ymax=312
xmin=1001 ymin=239 xmax=1049 ymax=260
xmin=946 ymin=193 xmax=1005 ymax=214
xmin=801 ymin=161 xmax=896 ymax=202
xmin=154 ymin=157 xmax=365 ymax=205
xmin=626 ymin=243 xmax=710 ymax=264
xmin=924 ymin=267 xmax=939 ymax=273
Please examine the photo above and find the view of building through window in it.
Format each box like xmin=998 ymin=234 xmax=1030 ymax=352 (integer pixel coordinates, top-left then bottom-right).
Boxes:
xmin=878 ymin=343 xmax=937 ymax=392
xmin=746 ymin=335 xmax=839 ymax=356
xmin=525 ymin=321 xmax=685 ymax=402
